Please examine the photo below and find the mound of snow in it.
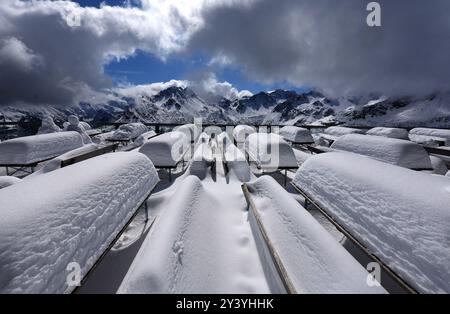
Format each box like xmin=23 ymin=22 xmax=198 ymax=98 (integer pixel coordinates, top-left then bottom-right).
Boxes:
xmin=245 ymin=133 xmax=298 ymax=170
xmin=331 ymin=134 xmax=432 ymax=169
xmin=119 ymin=175 xmax=269 ymax=293
xmin=0 ymin=132 xmax=84 ymax=165
xmin=279 ymin=126 xmax=314 ymax=144
xmin=37 ymin=116 xmax=61 ymax=135
xmin=109 ymin=123 xmax=148 ymax=141
xmin=138 ymin=131 xmax=190 ymax=167
xmin=246 ymin=176 xmax=386 ymax=294
xmin=409 ymin=128 xmax=450 ymax=145
xmin=429 ymin=156 xmax=448 ymax=175
xmin=224 ymin=144 xmax=253 ymax=182
xmin=324 ymin=126 xmax=366 ymax=137
xmin=447 ymin=170 xmax=450 ymax=177
xmin=233 ymin=125 xmax=256 ymax=143
xmin=134 ymin=131 xmax=157 ymax=146
xmin=0 ymin=152 xmax=159 ymax=293
xmin=293 ymin=149 xmax=312 ymax=166
xmin=366 ymin=127 xmax=409 ymax=140
xmin=196 ymin=132 xmax=210 ymax=145
xmin=216 ymin=132 xmax=234 ymax=152
xmin=0 ymin=176 xmax=22 ymax=189
xmin=293 ymin=153 xmax=450 ymax=293
xmin=79 ymin=121 xmax=92 ymax=130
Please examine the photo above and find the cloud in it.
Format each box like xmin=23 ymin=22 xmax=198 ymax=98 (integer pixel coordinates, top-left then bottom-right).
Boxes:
xmin=189 ymin=0 xmax=450 ymax=96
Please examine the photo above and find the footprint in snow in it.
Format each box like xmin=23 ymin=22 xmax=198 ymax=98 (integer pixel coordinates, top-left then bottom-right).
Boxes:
xmin=172 ymin=241 xmax=184 ymax=265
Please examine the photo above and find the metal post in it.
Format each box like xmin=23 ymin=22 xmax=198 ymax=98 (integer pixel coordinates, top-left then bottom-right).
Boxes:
xmin=169 ymin=169 xmax=172 ymax=182
xmin=144 ymin=202 xmax=149 ymax=223
xmin=284 ymin=169 xmax=287 ymax=187
xmin=6 ymin=166 xmax=9 ymax=176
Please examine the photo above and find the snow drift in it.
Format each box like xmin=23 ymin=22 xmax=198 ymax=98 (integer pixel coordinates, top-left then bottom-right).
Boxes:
xmin=0 ymin=132 xmax=84 ymax=165
xmin=324 ymin=126 xmax=366 ymax=137
xmin=279 ymin=126 xmax=314 ymax=144
xmin=0 ymin=176 xmax=22 ymax=189
xmin=108 ymin=123 xmax=148 ymax=141
xmin=246 ymin=176 xmax=386 ymax=294
xmin=245 ymin=133 xmax=298 ymax=171
xmin=366 ymin=127 xmax=409 ymax=140
xmin=331 ymin=134 xmax=432 ymax=170
xmin=138 ymin=131 xmax=190 ymax=167
xmin=293 ymin=153 xmax=450 ymax=293
xmin=0 ymin=152 xmax=159 ymax=294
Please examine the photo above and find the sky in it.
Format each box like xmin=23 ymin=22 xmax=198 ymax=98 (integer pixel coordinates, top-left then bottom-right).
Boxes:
xmin=1 ymin=0 xmax=450 ymax=106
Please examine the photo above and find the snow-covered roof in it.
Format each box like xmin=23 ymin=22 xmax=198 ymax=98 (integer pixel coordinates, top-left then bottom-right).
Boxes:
xmin=279 ymin=126 xmax=314 ymax=144
xmin=293 ymin=152 xmax=450 ymax=293
xmin=233 ymin=125 xmax=256 ymax=143
xmin=0 ymin=132 xmax=84 ymax=165
xmin=109 ymin=123 xmax=148 ymax=141
xmin=331 ymin=134 xmax=432 ymax=169
xmin=246 ymin=176 xmax=386 ymax=293
xmin=366 ymin=127 xmax=409 ymax=140
xmin=245 ymin=133 xmax=298 ymax=170
xmin=138 ymin=131 xmax=190 ymax=167
xmin=324 ymin=126 xmax=366 ymax=137
xmin=0 ymin=152 xmax=159 ymax=293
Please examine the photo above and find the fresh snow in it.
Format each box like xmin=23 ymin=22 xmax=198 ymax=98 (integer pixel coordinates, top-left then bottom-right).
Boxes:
xmin=246 ymin=176 xmax=386 ymax=294
xmin=0 ymin=176 xmax=22 ymax=189
xmin=292 ymin=149 xmax=312 ymax=166
xmin=37 ymin=116 xmax=61 ymax=135
xmin=174 ymin=124 xmax=201 ymax=143
xmin=293 ymin=153 xmax=450 ymax=293
xmin=108 ymin=123 xmax=148 ymax=141
xmin=366 ymin=127 xmax=409 ymax=140
xmin=187 ymin=143 xmax=214 ymax=180
xmin=428 ymin=155 xmax=448 ymax=175
xmin=0 ymin=152 xmax=159 ymax=293
xmin=409 ymin=128 xmax=450 ymax=145
xmin=331 ymin=134 xmax=432 ymax=169
xmin=245 ymin=133 xmax=298 ymax=170
xmin=279 ymin=126 xmax=314 ymax=144
xmin=0 ymin=132 xmax=84 ymax=165
xmin=134 ymin=130 xmax=157 ymax=146
xmin=138 ymin=131 xmax=190 ymax=167
xmin=223 ymin=143 xmax=254 ymax=182
xmin=324 ymin=126 xmax=366 ymax=137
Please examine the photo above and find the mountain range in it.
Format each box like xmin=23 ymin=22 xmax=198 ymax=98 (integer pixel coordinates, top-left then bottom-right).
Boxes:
xmin=1 ymin=86 xmax=450 ymax=130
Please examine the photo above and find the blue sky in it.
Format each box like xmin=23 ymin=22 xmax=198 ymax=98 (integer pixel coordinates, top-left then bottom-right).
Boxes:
xmin=74 ymin=0 xmax=308 ymax=94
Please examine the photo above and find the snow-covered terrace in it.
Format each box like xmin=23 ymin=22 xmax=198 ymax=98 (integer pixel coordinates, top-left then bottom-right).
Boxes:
xmin=0 ymin=123 xmax=450 ymax=294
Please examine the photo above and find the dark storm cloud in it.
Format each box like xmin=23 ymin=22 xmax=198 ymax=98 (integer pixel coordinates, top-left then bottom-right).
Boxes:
xmin=189 ymin=0 xmax=450 ymax=96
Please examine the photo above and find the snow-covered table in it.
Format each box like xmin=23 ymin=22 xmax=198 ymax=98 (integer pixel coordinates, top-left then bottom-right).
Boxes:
xmin=0 ymin=152 xmax=159 ymax=293
xmin=279 ymin=126 xmax=314 ymax=144
xmin=293 ymin=153 xmax=450 ymax=293
xmin=0 ymin=132 xmax=84 ymax=175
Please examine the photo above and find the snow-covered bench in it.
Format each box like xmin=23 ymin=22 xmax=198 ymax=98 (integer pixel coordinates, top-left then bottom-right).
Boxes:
xmin=292 ymin=152 xmax=450 ymax=293
xmin=319 ymin=126 xmax=366 ymax=145
xmin=138 ymin=131 xmax=190 ymax=181
xmin=330 ymin=134 xmax=432 ymax=170
xmin=223 ymin=144 xmax=253 ymax=182
xmin=188 ymin=143 xmax=215 ymax=179
xmin=216 ymin=132 xmax=234 ymax=153
xmin=233 ymin=125 xmax=256 ymax=144
xmin=242 ymin=176 xmax=386 ymax=294
xmin=107 ymin=123 xmax=148 ymax=143
xmin=279 ymin=126 xmax=314 ymax=144
xmin=0 ymin=152 xmax=159 ymax=293
xmin=0 ymin=132 xmax=84 ymax=175
xmin=409 ymin=128 xmax=450 ymax=146
xmin=366 ymin=127 xmax=409 ymax=140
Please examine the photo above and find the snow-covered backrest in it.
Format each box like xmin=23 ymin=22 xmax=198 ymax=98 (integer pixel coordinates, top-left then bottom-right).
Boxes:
xmin=216 ymin=132 xmax=233 ymax=153
xmin=224 ymin=144 xmax=252 ymax=182
xmin=331 ymin=134 xmax=432 ymax=169
xmin=409 ymin=128 xmax=450 ymax=145
xmin=0 ymin=132 xmax=84 ymax=165
xmin=109 ymin=123 xmax=148 ymax=141
xmin=174 ymin=124 xmax=200 ymax=143
xmin=293 ymin=152 xmax=450 ymax=293
xmin=324 ymin=126 xmax=365 ymax=137
xmin=0 ymin=152 xmax=159 ymax=293
xmin=138 ymin=131 xmax=190 ymax=167
xmin=245 ymin=133 xmax=298 ymax=170
xmin=246 ymin=176 xmax=386 ymax=294
xmin=366 ymin=127 xmax=409 ymax=140
xmin=134 ymin=130 xmax=157 ymax=146
xmin=279 ymin=126 xmax=314 ymax=144
xmin=233 ymin=125 xmax=256 ymax=143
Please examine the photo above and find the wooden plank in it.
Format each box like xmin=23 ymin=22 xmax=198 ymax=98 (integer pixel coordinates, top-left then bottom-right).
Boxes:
xmin=290 ymin=182 xmax=418 ymax=294
xmin=242 ymin=183 xmax=297 ymax=294
xmin=60 ymin=143 xmax=118 ymax=168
